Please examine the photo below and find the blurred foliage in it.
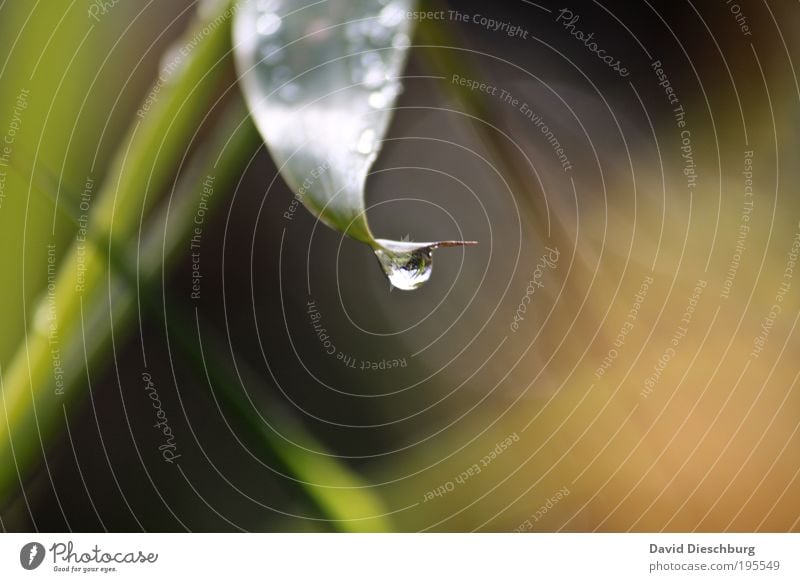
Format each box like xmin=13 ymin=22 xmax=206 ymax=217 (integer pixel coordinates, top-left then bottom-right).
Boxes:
xmin=0 ymin=0 xmax=390 ymax=531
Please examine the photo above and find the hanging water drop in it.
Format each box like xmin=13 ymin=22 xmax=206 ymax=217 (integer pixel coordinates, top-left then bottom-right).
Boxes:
xmin=373 ymin=239 xmax=478 ymax=291
xmin=374 ymin=247 xmax=433 ymax=291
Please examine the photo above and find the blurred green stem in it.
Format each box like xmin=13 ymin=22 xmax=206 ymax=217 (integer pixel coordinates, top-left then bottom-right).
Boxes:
xmin=1 ymin=0 xmax=389 ymax=531
xmin=0 ymin=0 xmax=236 ymax=508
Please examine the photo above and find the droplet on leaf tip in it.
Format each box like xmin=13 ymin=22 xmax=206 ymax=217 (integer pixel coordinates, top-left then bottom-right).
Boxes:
xmin=374 ymin=247 xmax=433 ymax=291
xmin=373 ymin=240 xmax=477 ymax=291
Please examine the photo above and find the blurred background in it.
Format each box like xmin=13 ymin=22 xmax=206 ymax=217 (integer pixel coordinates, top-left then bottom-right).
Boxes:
xmin=1 ymin=0 xmax=799 ymax=532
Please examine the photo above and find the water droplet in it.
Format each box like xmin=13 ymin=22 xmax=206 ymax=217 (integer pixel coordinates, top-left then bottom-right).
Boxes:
xmin=257 ymin=12 xmax=282 ymax=36
xmin=356 ymin=128 xmax=376 ymax=154
xmin=368 ymin=91 xmax=387 ymax=109
xmin=374 ymin=247 xmax=434 ymax=291
xmin=379 ymin=3 xmax=405 ymax=27
xmin=373 ymin=239 xmax=478 ymax=291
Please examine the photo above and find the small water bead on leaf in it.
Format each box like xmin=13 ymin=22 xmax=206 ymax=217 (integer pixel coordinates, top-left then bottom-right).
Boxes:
xmin=368 ymin=91 xmax=387 ymax=109
xmin=256 ymin=12 xmax=282 ymax=36
xmin=378 ymin=3 xmax=405 ymax=27
xmin=356 ymin=129 xmax=376 ymax=155
xmin=234 ymin=0 xmax=477 ymax=291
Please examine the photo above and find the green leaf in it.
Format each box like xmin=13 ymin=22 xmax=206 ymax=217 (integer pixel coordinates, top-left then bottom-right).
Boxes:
xmin=233 ymin=0 xmax=475 ymax=290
